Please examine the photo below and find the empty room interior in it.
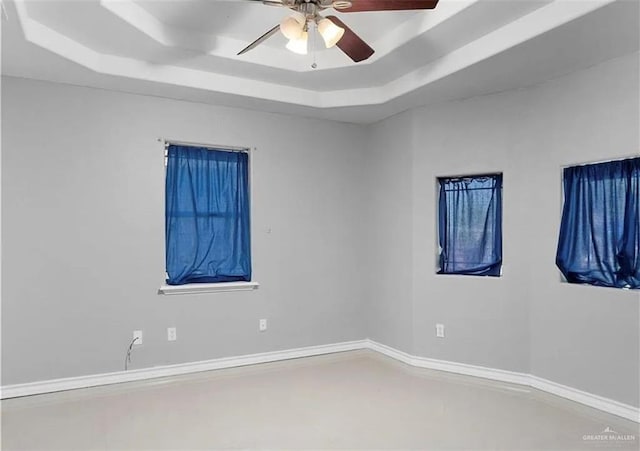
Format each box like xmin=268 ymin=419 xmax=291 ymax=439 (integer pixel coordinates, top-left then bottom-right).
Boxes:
xmin=1 ymin=0 xmax=639 ymax=449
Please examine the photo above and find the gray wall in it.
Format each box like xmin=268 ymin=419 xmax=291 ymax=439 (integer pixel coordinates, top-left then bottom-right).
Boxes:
xmin=1 ymin=77 xmax=368 ymax=385
xmin=362 ymin=111 xmax=415 ymax=353
xmin=365 ymin=52 xmax=640 ymax=407
xmin=2 ymin=52 xmax=638 ymax=409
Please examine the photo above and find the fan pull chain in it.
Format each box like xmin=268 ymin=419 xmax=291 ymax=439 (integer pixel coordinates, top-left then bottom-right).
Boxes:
xmin=311 ymin=21 xmax=318 ymax=69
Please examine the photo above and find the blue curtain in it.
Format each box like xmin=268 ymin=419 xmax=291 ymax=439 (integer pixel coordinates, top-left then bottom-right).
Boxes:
xmin=438 ymin=174 xmax=502 ymax=276
xmin=165 ymin=145 xmax=251 ymax=285
xmin=556 ymin=157 xmax=639 ymax=289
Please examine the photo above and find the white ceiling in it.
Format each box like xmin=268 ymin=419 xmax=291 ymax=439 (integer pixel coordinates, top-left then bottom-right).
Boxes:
xmin=2 ymin=0 xmax=638 ymax=123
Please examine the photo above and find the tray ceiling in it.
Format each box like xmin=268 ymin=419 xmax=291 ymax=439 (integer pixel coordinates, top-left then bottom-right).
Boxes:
xmin=2 ymin=0 xmax=638 ymax=123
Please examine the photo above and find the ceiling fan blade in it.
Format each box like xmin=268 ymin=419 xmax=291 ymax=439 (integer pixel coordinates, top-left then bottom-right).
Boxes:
xmin=338 ymin=0 xmax=438 ymax=12
xmin=227 ymin=0 xmax=288 ymax=6
xmin=237 ymin=24 xmax=280 ymax=56
xmin=326 ymin=16 xmax=374 ymax=62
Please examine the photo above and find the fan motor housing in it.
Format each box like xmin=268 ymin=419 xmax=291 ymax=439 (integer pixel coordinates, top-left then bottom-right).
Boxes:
xmin=290 ymin=0 xmax=352 ymax=12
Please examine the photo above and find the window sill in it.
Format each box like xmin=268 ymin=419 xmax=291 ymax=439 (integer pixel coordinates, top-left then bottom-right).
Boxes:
xmin=435 ymin=273 xmax=502 ymax=278
xmin=559 ymin=280 xmax=637 ymax=292
xmin=158 ymin=281 xmax=259 ymax=295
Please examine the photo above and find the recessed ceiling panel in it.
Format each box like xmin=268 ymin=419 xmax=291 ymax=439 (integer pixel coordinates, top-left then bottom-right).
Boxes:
xmin=135 ymin=0 xmax=418 ymax=49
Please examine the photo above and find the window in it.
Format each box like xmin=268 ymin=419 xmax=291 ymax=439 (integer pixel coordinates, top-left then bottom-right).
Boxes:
xmin=437 ymin=173 xmax=503 ymax=276
xmin=556 ymin=157 xmax=639 ymax=289
xmin=165 ymin=144 xmax=251 ymax=286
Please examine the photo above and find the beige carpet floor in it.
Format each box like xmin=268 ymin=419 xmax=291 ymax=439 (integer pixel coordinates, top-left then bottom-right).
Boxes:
xmin=2 ymin=350 xmax=638 ymax=450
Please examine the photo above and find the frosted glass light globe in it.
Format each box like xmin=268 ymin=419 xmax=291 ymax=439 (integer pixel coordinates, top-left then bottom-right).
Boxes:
xmin=286 ymin=31 xmax=309 ymax=55
xmin=280 ymin=13 xmax=305 ymax=40
xmin=317 ymin=18 xmax=344 ymax=48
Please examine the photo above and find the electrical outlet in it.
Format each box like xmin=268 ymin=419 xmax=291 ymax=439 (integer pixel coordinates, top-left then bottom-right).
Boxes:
xmin=436 ymin=324 xmax=445 ymax=338
xmin=167 ymin=327 xmax=177 ymax=341
xmin=133 ymin=330 xmax=143 ymax=345
xmin=259 ymin=319 xmax=267 ymax=332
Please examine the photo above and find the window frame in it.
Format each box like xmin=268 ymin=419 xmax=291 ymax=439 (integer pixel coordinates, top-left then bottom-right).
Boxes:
xmin=157 ymin=138 xmax=259 ymax=295
xmin=435 ymin=171 xmax=504 ymax=277
xmin=557 ymin=155 xmax=639 ymax=290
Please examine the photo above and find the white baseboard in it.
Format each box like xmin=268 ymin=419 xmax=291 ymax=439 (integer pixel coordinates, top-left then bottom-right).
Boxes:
xmin=365 ymin=339 xmax=639 ymax=423
xmin=2 ymin=338 xmax=638 ymax=423
xmin=366 ymin=340 xmax=531 ymax=386
xmin=0 ymin=339 xmax=368 ymax=400
xmin=529 ymin=375 xmax=640 ymax=424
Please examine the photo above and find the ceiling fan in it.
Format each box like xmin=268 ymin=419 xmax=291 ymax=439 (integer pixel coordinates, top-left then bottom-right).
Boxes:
xmin=237 ymin=0 xmax=439 ymax=63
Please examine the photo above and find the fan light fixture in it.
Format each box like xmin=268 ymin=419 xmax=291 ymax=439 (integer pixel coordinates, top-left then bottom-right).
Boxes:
xmin=280 ymin=12 xmax=305 ymax=40
xmin=286 ymin=30 xmax=309 ymax=55
xmin=317 ymin=18 xmax=344 ymax=48
xmin=237 ymin=0 xmax=440 ymax=63
xmin=280 ymin=11 xmax=344 ymax=55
